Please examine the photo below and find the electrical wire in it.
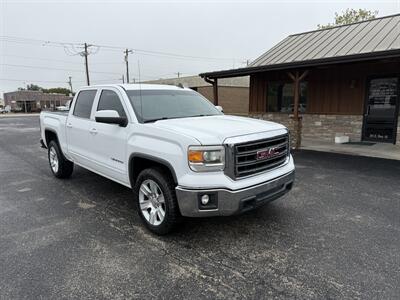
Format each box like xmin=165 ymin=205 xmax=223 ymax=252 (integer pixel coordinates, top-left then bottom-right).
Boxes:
xmin=1 ymin=63 xmax=122 ymax=75
xmin=0 ymin=35 xmax=246 ymax=62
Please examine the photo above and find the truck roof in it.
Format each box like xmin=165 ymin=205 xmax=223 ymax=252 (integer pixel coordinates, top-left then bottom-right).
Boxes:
xmin=81 ymin=84 xmax=191 ymax=91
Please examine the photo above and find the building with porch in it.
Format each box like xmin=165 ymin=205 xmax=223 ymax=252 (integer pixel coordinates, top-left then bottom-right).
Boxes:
xmin=4 ymin=90 xmax=72 ymax=112
xmin=200 ymin=14 xmax=400 ymax=149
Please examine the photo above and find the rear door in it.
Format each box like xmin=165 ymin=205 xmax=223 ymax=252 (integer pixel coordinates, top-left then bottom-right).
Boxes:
xmin=87 ymin=88 xmax=130 ymax=184
xmin=66 ymin=89 xmax=98 ymax=164
xmin=362 ymin=77 xmax=399 ymax=143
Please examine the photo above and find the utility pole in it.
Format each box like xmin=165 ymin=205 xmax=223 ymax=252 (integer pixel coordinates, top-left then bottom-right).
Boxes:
xmin=67 ymin=76 xmax=73 ymax=94
xmin=83 ymin=43 xmax=90 ymax=85
xmin=124 ymin=49 xmax=133 ymax=83
xmin=175 ymin=72 xmax=181 ymax=78
xmin=121 ymin=75 xmax=125 ymax=84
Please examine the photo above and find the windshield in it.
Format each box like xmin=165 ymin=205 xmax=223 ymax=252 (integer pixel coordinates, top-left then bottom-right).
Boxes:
xmin=126 ymin=89 xmax=222 ymax=123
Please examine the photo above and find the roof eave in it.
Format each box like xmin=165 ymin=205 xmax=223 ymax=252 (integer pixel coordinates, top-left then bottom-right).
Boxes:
xmin=199 ymin=49 xmax=400 ymax=79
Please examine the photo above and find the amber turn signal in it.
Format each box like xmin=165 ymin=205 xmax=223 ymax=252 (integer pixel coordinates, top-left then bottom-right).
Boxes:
xmin=188 ymin=150 xmax=203 ymax=163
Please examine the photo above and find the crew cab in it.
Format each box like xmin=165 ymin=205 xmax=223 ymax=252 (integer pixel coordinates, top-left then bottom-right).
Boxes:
xmin=40 ymin=84 xmax=295 ymax=234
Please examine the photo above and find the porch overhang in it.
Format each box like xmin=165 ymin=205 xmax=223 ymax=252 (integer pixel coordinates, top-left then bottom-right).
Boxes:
xmin=199 ymin=49 xmax=400 ymax=79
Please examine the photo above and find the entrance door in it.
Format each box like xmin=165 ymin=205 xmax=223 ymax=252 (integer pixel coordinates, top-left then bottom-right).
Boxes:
xmin=362 ymin=77 xmax=399 ymax=144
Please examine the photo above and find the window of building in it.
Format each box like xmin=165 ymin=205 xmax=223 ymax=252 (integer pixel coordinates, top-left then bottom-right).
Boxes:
xmin=267 ymin=82 xmax=308 ymax=113
xmin=73 ymin=90 xmax=97 ymax=119
xmin=97 ymin=90 xmax=126 ymax=117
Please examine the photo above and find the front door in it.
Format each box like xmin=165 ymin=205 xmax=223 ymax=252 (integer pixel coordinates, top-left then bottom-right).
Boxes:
xmin=362 ymin=77 xmax=399 ymax=144
xmin=88 ymin=88 xmax=130 ymax=184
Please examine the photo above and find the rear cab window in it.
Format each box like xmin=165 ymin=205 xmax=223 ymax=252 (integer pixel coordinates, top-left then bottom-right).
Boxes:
xmin=72 ymin=90 xmax=97 ymax=119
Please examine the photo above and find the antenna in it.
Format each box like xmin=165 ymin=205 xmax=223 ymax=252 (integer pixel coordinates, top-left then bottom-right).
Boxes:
xmin=137 ymin=60 xmax=143 ymax=122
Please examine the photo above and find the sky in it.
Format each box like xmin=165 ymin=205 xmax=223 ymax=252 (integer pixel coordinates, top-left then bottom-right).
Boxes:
xmin=1 ymin=0 xmax=399 ymax=96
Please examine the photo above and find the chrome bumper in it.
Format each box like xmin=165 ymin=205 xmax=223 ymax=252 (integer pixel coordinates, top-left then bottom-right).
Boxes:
xmin=175 ymin=171 xmax=294 ymax=217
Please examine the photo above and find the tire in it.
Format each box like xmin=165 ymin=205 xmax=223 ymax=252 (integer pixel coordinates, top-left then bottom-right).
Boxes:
xmin=47 ymin=140 xmax=74 ymax=179
xmin=133 ymin=167 xmax=181 ymax=235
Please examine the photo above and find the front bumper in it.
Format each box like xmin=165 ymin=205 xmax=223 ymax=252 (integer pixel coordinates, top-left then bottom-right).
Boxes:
xmin=175 ymin=170 xmax=294 ymax=217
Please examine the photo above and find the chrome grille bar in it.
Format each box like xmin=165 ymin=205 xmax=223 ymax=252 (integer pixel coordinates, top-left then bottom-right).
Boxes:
xmin=232 ymin=133 xmax=289 ymax=179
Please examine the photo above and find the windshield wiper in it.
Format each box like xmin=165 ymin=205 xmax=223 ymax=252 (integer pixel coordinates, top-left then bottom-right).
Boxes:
xmin=143 ymin=117 xmax=171 ymax=123
xmin=186 ymin=114 xmax=213 ymax=118
xmin=143 ymin=115 xmax=213 ymax=123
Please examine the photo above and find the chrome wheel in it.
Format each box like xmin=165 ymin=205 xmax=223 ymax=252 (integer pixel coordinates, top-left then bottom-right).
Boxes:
xmin=49 ymin=146 xmax=59 ymax=173
xmin=139 ymin=179 xmax=166 ymax=226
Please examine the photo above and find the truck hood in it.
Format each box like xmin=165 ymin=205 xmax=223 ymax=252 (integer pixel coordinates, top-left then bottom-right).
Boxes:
xmin=152 ymin=115 xmax=286 ymax=144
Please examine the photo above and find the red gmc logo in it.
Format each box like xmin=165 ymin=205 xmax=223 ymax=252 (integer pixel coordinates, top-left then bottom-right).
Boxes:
xmin=257 ymin=148 xmax=279 ymax=160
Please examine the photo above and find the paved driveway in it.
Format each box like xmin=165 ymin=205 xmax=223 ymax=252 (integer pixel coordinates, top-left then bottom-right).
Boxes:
xmin=0 ymin=116 xmax=399 ymax=299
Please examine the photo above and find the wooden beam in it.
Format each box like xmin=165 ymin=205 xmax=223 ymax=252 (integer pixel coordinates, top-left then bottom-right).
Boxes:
xmin=299 ymin=70 xmax=309 ymax=81
xmin=288 ymin=70 xmax=308 ymax=119
xmin=293 ymin=71 xmax=300 ymax=119
xmin=287 ymin=72 xmax=295 ymax=82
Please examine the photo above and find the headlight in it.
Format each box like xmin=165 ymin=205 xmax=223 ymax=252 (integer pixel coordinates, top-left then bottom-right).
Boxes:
xmin=188 ymin=145 xmax=225 ymax=172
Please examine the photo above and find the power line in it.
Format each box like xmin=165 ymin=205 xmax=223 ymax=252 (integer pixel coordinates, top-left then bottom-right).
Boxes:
xmin=0 ymin=35 xmax=247 ymax=62
xmin=1 ymin=63 xmax=121 ymax=75
xmin=0 ymin=78 xmax=122 ymax=84
xmin=3 ymin=54 xmax=124 ymax=65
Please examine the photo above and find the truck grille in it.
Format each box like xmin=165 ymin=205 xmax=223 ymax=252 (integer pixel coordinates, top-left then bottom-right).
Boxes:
xmin=233 ymin=134 xmax=289 ymax=178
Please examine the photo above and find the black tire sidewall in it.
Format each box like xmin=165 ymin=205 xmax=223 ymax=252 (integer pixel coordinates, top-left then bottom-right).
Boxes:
xmin=47 ymin=140 xmax=73 ymax=178
xmin=134 ymin=168 xmax=178 ymax=235
xmin=48 ymin=141 xmax=62 ymax=177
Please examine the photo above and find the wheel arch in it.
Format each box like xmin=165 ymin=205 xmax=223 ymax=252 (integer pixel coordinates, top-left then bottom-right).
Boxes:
xmin=44 ymin=128 xmax=59 ymax=147
xmin=129 ymin=153 xmax=178 ymax=188
xmin=44 ymin=129 xmax=68 ymax=158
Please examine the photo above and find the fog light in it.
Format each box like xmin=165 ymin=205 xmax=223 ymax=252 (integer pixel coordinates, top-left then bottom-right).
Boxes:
xmin=201 ymin=194 xmax=209 ymax=205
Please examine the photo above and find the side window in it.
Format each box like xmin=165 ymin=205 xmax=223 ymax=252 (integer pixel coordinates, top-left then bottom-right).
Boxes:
xmin=73 ymin=90 xmax=97 ymax=119
xmin=97 ymin=90 xmax=126 ymax=117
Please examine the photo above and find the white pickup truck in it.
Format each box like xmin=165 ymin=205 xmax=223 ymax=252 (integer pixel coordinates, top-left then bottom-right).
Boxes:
xmin=40 ymin=84 xmax=295 ymax=234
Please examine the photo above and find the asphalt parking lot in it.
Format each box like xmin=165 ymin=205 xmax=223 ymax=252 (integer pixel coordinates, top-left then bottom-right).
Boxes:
xmin=0 ymin=116 xmax=399 ymax=299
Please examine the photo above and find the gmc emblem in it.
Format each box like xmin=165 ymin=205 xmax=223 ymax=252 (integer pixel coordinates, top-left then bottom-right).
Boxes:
xmin=257 ymin=148 xmax=279 ymax=160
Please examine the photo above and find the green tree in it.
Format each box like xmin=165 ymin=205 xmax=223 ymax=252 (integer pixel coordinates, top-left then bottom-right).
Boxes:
xmin=42 ymin=87 xmax=72 ymax=96
xmin=26 ymin=84 xmax=42 ymax=91
xmin=17 ymin=84 xmax=72 ymax=96
xmin=318 ymin=9 xmax=378 ymax=29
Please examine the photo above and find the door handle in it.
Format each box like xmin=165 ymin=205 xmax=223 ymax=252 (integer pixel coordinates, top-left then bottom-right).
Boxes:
xmin=89 ymin=128 xmax=98 ymax=135
xmin=66 ymin=123 xmax=73 ymax=128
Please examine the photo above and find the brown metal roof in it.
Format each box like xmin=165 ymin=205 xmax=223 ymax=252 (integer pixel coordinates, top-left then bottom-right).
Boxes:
xmin=200 ymin=13 xmax=400 ymax=79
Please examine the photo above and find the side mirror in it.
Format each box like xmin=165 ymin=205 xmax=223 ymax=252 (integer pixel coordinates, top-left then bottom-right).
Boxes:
xmin=216 ymin=105 xmax=224 ymax=113
xmin=95 ymin=110 xmax=127 ymax=127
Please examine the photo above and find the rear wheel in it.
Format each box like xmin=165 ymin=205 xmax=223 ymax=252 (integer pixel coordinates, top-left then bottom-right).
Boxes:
xmin=133 ymin=168 xmax=180 ymax=235
xmin=47 ymin=140 xmax=74 ymax=179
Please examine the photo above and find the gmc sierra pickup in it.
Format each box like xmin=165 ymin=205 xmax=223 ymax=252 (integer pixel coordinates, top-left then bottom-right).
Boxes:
xmin=40 ymin=84 xmax=295 ymax=234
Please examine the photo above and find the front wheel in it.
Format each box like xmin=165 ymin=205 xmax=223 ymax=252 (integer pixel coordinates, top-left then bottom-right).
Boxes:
xmin=48 ymin=140 xmax=74 ymax=179
xmin=133 ymin=168 xmax=181 ymax=235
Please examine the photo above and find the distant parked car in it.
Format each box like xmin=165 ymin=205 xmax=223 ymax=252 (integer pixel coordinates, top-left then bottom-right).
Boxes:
xmin=0 ymin=105 xmax=11 ymax=114
xmin=56 ymin=100 xmax=72 ymax=111
xmin=56 ymin=106 xmax=69 ymax=111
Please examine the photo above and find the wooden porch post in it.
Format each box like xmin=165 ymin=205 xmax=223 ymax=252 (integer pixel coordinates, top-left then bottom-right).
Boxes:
xmin=288 ymin=70 xmax=308 ymax=149
xmin=213 ymin=78 xmax=219 ymax=106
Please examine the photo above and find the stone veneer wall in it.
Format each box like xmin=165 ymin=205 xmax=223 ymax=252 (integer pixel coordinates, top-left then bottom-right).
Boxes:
xmin=302 ymin=114 xmax=363 ymax=142
xmin=248 ymin=113 xmax=368 ymax=147
xmin=249 ymin=113 xmax=298 ymax=147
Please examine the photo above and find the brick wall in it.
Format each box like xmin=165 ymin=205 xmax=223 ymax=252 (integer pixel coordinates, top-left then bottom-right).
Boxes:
xmin=302 ymin=114 xmax=363 ymax=142
xmin=197 ymin=86 xmax=249 ymax=115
